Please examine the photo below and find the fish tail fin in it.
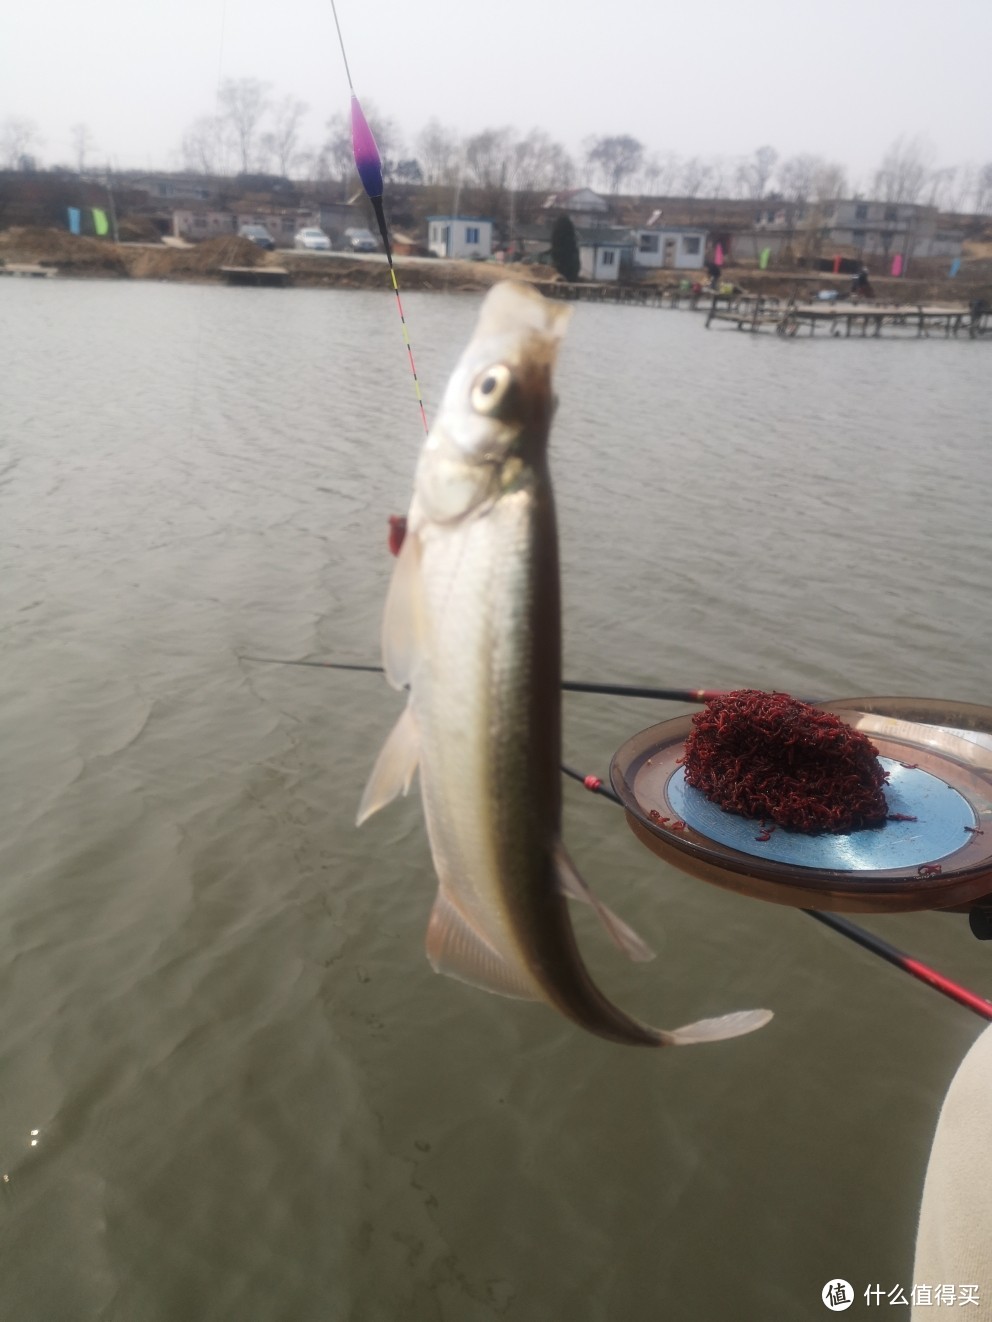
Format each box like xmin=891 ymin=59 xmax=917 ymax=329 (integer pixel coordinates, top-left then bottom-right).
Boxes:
xmin=657 ymin=1008 xmax=773 ymax=1046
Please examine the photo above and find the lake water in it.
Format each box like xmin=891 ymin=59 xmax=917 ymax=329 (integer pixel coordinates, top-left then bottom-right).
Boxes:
xmin=1 ymin=277 xmax=990 ymax=1320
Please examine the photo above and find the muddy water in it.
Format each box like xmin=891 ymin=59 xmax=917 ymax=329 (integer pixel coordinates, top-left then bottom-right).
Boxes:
xmin=1 ymin=278 xmax=989 ymax=1320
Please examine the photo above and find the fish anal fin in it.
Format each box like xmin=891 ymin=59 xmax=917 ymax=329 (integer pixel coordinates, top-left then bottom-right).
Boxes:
xmin=382 ymin=524 xmax=424 ymax=690
xmin=356 ymin=702 xmax=419 ymax=825
xmin=425 ymin=889 xmax=540 ymax=1001
xmin=661 ymin=1009 xmax=774 ymax=1046
xmin=553 ymin=842 xmax=654 ymax=963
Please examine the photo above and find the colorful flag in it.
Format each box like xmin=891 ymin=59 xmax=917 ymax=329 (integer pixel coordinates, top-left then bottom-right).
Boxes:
xmin=759 ymin=247 xmax=770 ymax=270
xmin=949 ymin=258 xmax=962 ymax=278
xmin=67 ymin=207 xmax=81 ymax=235
xmin=891 ymin=254 xmax=903 ymax=277
xmin=832 ymin=254 xmax=841 ymax=274
xmin=714 ymin=242 xmax=724 ymax=266
xmin=92 ymin=208 xmax=109 ymax=237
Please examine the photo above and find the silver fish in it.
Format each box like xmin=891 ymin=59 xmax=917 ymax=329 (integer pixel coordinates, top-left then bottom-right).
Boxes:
xmin=358 ymin=281 xmax=772 ymax=1047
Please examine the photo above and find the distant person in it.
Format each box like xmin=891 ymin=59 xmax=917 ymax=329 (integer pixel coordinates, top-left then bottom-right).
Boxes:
xmin=707 ymin=259 xmax=722 ymax=290
xmin=852 ymin=265 xmax=873 ymax=300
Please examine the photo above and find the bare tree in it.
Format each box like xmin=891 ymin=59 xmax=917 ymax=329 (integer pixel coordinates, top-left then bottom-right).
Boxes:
xmin=939 ymin=164 xmax=973 ymax=215
xmin=974 ymin=163 xmax=992 ymax=216
xmin=873 ymin=135 xmax=935 ymax=204
xmin=651 ymin=151 xmax=682 ymax=195
xmin=320 ymin=113 xmax=353 ymax=183
xmin=415 ymin=119 xmax=460 ymax=186
xmin=70 ymin=123 xmax=97 ymax=174
xmin=0 ymin=117 xmax=41 ymax=170
xmin=261 ymin=96 xmax=308 ymax=177
xmin=923 ymin=165 xmax=963 ymax=211
xmin=639 ymin=152 xmax=663 ymax=194
xmin=680 ymin=156 xmax=712 ymax=198
xmin=640 ymin=151 xmax=691 ymax=195
xmin=812 ymin=160 xmax=847 ymax=203
xmin=584 ymin=135 xmax=644 ymax=194
xmin=704 ymin=156 xmax=733 ymax=199
xmin=778 ymin=153 xmax=821 ymax=204
xmin=393 ymin=159 xmax=423 ymax=185
xmin=510 ymin=129 xmax=573 ymax=192
xmin=464 ymin=128 xmax=515 ymax=189
xmin=181 ymin=115 xmax=230 ymax=174
xmin=218 ymin=78 xmax=271 ymax=174
xmin=736 ymin=145 xmax=778 ymax=199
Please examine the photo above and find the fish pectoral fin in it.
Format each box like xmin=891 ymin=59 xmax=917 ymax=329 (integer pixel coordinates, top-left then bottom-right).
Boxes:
xmin=553 ymin=842 xmax=654 ymax=963
xmin=356 ymin=702 xmax=420 ymax=825
xmin=662 ymin=1009 xmax=774 ymax=1046
xmin=425 ymin=888 xmax=540 ymax=1001
xmin=382 ymin=523 xmax=424 ymax=690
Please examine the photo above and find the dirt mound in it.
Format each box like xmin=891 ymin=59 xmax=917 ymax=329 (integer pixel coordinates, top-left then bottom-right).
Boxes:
xmin=125 ymin=235 xmax=269 ymax=279
xmin=123 ymin=235 xmax=273 ymax=280
xmin=0 ymin=226 xmax=128 ymax=274
xmin=117 ymin=215 xmax=163 ymax=243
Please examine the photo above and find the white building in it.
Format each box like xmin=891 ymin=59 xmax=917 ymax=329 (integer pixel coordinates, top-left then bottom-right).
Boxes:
xmin=427 ymin=216 xmax=493 ymax=260
xmin=578 ymin=231 xmax=634 ymax=281
xmin=820 ymin=200 xmax=963 ymax=260
xmin=631 ymin=227 xmax=706 ymax=270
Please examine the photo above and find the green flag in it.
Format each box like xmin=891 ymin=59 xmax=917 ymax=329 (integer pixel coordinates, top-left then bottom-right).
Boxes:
xmin=92 ymin=208 xmax=109 ymax=236
xmin=759 ymin=247 xmax=771 ymax=270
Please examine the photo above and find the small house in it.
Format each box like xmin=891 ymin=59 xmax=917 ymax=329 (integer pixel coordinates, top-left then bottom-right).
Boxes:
xmin=578 ymin=229 xmax=634 ymax=281
xmin=427 ymin=217 xmax=493 ymax=260
xmin=631 ymin=227 xmax=706 ymax=271
xmin=172 ymin=208 xmax=236 ymax=241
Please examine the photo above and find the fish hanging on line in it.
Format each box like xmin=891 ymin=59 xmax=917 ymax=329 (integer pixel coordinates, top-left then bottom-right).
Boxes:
xmin=358 ymin=281 xmax=772 ymax=1048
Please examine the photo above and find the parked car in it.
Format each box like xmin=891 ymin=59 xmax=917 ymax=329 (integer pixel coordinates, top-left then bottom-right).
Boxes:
xmin=343 ymin=227 xmax=377 ymax=253
xmin=294 ymin=227 xmax=331 ymax=251
xmin=238 ymin=224 xmax=275 ymax=251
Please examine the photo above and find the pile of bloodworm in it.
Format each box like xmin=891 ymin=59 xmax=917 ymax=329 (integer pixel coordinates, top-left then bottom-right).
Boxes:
xmin=681 ymin=689 xmax=889 ymax=834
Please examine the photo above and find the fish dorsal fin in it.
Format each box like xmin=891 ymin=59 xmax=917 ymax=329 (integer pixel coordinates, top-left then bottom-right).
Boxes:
xmin=356 ymin=702 xmax=419 ymax=825
xmin=382 ymin=525 xmax=424 ymax=690
xmin=661 ymin=1009 xmax=774 ymax=1045
xmin=425 ymin=888 xmax=540 ymax=1001
xmin=553 ymin=842 xmax=654 ymax=963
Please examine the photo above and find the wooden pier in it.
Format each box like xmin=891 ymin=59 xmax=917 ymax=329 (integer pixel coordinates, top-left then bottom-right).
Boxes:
xmin=219 ymin=266 xmax=291 ymax=288
xmin=537 ymin=279 xmax=990 ymax=341
xmin=705 ymin=298 xmax=991 ymax=339
xmin=0 ymin=263 xmax=58 ymax=278
xmin=538 ymin=280 xmax=719 ymax=310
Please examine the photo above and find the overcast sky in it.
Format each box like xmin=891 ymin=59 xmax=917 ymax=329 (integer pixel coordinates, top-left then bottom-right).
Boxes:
xmin=2 ymin=0 xmax=989 ymax=184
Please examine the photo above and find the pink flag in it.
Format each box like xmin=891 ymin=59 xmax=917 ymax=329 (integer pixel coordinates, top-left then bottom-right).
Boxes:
xmin=832 ymin=254 xmax=841 ymax=274
xmin=714 ymin=243 xmax=724 ymax=266
xmin=891 ymin=254 xmax=903 ymax=277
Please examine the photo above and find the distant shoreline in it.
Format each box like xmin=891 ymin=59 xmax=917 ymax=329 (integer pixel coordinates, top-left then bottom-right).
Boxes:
xmin=0 ymin=228 xmax=986 ymax=307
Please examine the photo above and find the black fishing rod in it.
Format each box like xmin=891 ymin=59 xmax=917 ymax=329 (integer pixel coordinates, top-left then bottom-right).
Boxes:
xmin=242 ymin=655 xmax=992 ymax=1022
xmin=561 ymin=764 xmax=992 ymax=1023
xmin=237 ymin=657 xmax=729 ymax=705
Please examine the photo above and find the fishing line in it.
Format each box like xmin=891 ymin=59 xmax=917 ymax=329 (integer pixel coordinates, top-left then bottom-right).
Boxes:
xmin=328 ymin=0 xmax=430 ymax=434
xmin=329 ymin=0 xmax=355 ymax=92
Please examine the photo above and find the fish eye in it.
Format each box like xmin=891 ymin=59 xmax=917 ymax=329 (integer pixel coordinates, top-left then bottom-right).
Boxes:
xmin=470 ymin=364 xmax=513 ymax=414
